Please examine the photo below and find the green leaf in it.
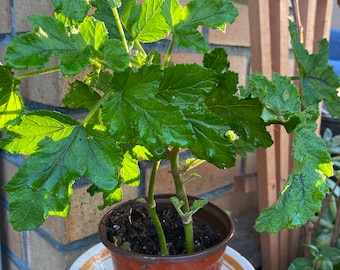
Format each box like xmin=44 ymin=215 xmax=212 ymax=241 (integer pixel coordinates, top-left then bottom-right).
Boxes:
xmin=95 ymin=70 xmax=113 ymax=93
xmin=289 ymin=21 xmax=340 ymax=116
xmin=255 ymin=111 xmax=332 ymax=233
xmin=0 ymin=111 xmax=79 ymax=155
xmin=98 ymin=39 xmax=130 ymax=70
xmin=254 ymin=165 xmax=328 ymax=233
xmin=206 ymin=84 xmax=273 ymax=151
xmin=288 ymin=257 xmax=313 ymax=270
xmin=203 ymin=47 xmax=230 ymax=74
xmin=51 ymin=0 xmax=91 ymax=22
xmin=161 ymin=0 xmax=186 ymax=29
xmin=120 ymin=150 xmax=141 ymax=186
xmin=6 ymin=183 xmax=71 ymax=231
xmin=62 ymin=80 xmax=101 ymax=110
xmin=292 ymin=110 xmax=333 ymax=177
xmin=5 ymin=15 xmax=89 ymax=75
xmin=87 ymin=184 xmax=123 ymax=210
xmin=168 ymin=0 xmax=238 ymax=52
xmin=122 ymin=0 xmax=171 ymax=43
xmin=0 ymin=66 xmax=24 ymax=129
xmin=156 ymin=63 xmax=235 ymax=168
xmin=245 ymin=72 xmax=301 ymax=132
xmin=102 ymin=65 xmax=195 ymax=156
xmin=157 ymin=64 xmax=217 ymax=108
xmin=56 ymin=47 xmax=93 ymax=76
xmin=203 ymin=48 xmax=272 ymax=156
xmin=92 ymin=0 xmax=122 ymax=40
xmin=79 ymin=17 xmax=108 ymax=50
xmin=186 ymin=111 xmax=236 ymax=168
xmin=4 ymin=125 xmax=123 ymax=230
xmin=320 ymin=246 xmax=340 ymax=265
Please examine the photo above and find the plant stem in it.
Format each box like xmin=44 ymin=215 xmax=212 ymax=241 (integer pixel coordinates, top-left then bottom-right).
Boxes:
xmin=163 ymin=39 xmax=175 ymax=68
xmin=147 ymin=160 xmax=169 ymax=256
xmin=331 ymin=193 xmax=340 ymax=247
xmin=135 ymin=40 xmax=146 ymax=56
xmin=168 ymin=146 xmax=195 ymax=254
xmin=16 ymin=66 xmax=61 ymax=80
xmin=82 ymin=90 xmax=111 ymax=125
xmin=291 ymin=0 xmax=304 ymax=44
xmin=111 ymin=7 xmax=129 ymax=54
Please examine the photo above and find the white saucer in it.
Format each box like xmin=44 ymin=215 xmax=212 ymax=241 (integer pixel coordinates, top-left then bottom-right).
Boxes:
xmin=70 ymin=243 xmax=255 ymax=270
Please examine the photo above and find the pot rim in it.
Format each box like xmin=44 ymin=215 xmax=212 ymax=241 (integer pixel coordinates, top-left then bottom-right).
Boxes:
xmin=98 ymin=194 xmax=235 ymax=262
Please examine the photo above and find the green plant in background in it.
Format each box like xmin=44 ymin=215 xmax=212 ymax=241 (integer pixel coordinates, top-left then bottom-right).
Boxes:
xmin=1 ymin=0 xmax=340 ymax=255
xmin=289 ymin=244 xmax=340 ymax=270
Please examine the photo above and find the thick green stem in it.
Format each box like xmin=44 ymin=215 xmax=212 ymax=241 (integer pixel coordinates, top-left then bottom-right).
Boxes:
xmin=82 ymin=90 xmax=112 ymax=125
xmin=147 ymin=160 xmax=169 ymax=256
xmin=16 ymin=66 xmax=61 ymax=80
xmin=163 ymin=39 xmax=175 ymax=68
xmin=135 ymin=40 xmax=146 ymax=56
xmin=168 ymin=146 xmax=195 ymax=254
xmin=111 ymin=7 xmax=129 ymax=54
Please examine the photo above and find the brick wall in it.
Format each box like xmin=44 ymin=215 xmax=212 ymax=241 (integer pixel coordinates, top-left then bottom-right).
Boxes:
xmin=0 ymin=1 xmax=257 ymax=269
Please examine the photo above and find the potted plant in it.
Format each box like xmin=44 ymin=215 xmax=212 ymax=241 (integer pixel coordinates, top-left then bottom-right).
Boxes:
xmin=1 ymin=0 xmax=340 ymax=268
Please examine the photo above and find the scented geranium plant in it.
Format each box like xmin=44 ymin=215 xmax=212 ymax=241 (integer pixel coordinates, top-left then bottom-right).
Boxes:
xmin=1 ymin=0 xmax=340 ymax=255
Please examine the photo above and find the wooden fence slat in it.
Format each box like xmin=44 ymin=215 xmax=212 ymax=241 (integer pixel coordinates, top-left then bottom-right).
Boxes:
xmin=299 ymin=0 xmax=318 ymax=52
xmin=248 ymin=1 xmax=280 ymax=269
xmin=314 ymin=0 xmax=333 ymax=51
xmin=248 ymin=0 xmax=272 ymax=76
xmin=268 ymin=2 xmax=291 ymax=268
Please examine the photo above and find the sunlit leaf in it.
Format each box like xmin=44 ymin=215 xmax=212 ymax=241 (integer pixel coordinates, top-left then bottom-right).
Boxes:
xmin=102 ymin=65 xmax=195 ymax=156
xmin=122 ymin=0 xmax=171 ymax=43
xmin=0 ymin=66 xmax=24 ymax=129
xmin=4 ymin=125 xmax=123 ymax=230
xmin=51 ymin=0 xmax=91 ymax=22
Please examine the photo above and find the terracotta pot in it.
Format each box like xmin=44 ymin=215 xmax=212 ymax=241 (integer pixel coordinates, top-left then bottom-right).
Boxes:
xmin=99 ymin=194 xmax=234 ymax=270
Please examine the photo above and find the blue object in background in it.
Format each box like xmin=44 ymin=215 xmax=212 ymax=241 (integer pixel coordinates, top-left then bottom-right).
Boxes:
xmin=328 ymin=29 xmax=340 ymax=76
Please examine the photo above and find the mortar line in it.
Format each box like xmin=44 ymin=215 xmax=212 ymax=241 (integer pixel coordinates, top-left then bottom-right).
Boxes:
xmin=1 ymin=243 xmax=31 ymax=270
xmin=10 ymin=0 xmax=16 ymax=37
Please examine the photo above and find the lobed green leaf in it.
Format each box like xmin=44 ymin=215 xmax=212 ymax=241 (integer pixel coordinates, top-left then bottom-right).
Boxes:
xmin=255 ymin=110 xmax=333 ymax=233
xmin=0 ymin=66 xmax=24 ymax=130
xmin=4 ymin=125 xmax=123 ymax=230
xmin=80 ymin=17 xmax=108 ymax=50
xmin=98 ymin=39 xmax=130 ymax=70
xmin=122 ymin=0 xmax=171 ymax=43
xmin=102 ymin=65 xmax=195 ymax=157
xmin=170 ymin=0 xmax=238 ymax=52
xmin=206 ymin=84 xmax=273 ymax=151
xmin=156 ymin=62 xmax=236 ymax=167
xmin=288 ymin=257 xmax=313 ymax=270
xmin=51 ymin=0 xmax=91 ymax=22
xmin=290 ymin=21 xmax=340 ymax=117
xmin=245 ymin=72 xmax=301 ymax=132
xmin=63 ymin=80 xmax=101 ymax=110
xmin=0 ymin=111 xmax=79 ymax=155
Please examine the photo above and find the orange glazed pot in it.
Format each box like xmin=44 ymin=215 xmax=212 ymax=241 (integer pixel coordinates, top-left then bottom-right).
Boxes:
xmin=99 ymin=194 xmax=234 ymax=270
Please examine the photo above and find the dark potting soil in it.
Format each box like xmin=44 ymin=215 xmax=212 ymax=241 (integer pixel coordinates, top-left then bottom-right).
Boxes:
xmin=104 ymin=199 xmax=222 ymax=256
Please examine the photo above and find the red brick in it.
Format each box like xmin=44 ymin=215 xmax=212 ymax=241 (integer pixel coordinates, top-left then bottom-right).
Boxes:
xmin=164 ymin=51 xmax=204 ymax=65
xmin=0 ymin=45 xmax=8 ymax=64
xmin=0 ymin=0 xmax=11 ymax=34
xmin=0 ymin=206 xmax=25 ymax=263
xmin=14 ymin=0 xmax=54 ymax=33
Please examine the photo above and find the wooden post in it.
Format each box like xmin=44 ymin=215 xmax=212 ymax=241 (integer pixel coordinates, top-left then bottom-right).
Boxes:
xmin=248 ymin=1 xmax=280 ymax=269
